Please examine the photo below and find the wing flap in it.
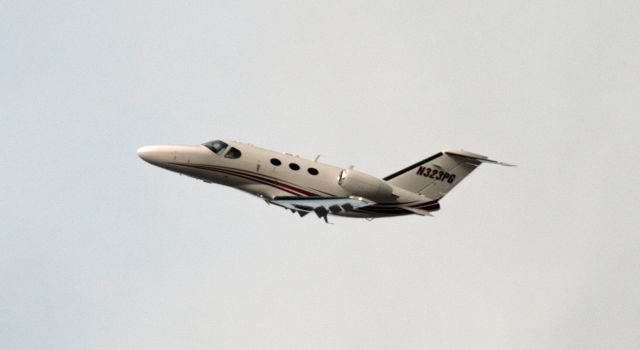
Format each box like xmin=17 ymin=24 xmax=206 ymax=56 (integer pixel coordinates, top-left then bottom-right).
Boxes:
xmin=270 ymin=196 xmax=373 ymax=216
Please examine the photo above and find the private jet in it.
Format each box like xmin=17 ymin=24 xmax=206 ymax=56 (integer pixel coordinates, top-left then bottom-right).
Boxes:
xmin=138 ymin=140 xmax=513 ymax=222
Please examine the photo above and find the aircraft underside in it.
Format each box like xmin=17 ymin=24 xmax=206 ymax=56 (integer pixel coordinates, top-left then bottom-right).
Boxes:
xmin=172 ymin=163 xmax=440 ymax=221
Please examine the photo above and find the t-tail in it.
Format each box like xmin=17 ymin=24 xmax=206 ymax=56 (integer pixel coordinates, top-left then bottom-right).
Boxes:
xmin=384 ymin=149 xmax=514 ymax=201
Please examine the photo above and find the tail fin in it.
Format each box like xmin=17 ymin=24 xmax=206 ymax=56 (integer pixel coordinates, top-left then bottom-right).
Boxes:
xmin=384 ymin=149 xmax=514 ymax=200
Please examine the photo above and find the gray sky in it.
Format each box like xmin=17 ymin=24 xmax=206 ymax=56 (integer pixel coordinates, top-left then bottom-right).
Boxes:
xmin=2 ymin=0 xmax=639 ymax=349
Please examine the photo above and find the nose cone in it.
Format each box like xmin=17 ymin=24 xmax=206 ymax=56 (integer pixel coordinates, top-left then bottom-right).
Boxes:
xmin=137 ymin=146 xmax=152 ymax=161
xmin=137 ymin=145 xmax=174 ymax=165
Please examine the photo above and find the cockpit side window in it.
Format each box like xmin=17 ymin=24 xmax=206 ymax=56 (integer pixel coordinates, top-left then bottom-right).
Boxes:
xmin=202 ymin=140 xmax=228 ymax=155
xmin=224 ymin=147 xmax=242 ymax=159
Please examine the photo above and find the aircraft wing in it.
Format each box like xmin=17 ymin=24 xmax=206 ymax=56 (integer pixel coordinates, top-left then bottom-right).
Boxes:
xmin=270 ymin=196 xmax=373 ymax=222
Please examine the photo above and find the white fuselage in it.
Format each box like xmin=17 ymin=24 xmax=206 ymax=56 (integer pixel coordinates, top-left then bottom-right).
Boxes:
xmin=137 ymin=140 xmax=439 ymax=218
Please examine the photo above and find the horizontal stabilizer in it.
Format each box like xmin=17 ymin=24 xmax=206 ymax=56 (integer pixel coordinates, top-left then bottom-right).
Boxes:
xmin=444 ymin=149 xmax=516 ymax=167
xmin=402 ymin=206 xmax=434 ymax=216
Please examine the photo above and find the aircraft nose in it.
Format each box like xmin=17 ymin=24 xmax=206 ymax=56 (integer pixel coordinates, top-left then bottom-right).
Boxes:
xmin=137 ymin=145 xmax=173 ymax=165
xmin=137 ymin=145 xmax=154 ymax=162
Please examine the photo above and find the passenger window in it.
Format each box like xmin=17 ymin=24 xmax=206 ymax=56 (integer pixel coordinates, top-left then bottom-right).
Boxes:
xmin=225 ymin=147 xmax=242 ymax=159
xmin=307 ymin=168 xmax=319 ymax=175
xmin=289 ymin=163 xmax=300 ymax=171
xmin=270 ymin=158 xmax=281 ymax=166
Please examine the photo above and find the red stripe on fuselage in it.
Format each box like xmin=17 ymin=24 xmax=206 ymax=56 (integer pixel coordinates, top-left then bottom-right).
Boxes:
xmin=174 ymin=163 xmax=322 ymax=197
xmin=171 ymin=162 xmax=440 ymax=216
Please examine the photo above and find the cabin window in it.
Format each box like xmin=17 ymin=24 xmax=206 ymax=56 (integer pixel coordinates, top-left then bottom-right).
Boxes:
xmin=225 ymin=147 xmax=242 ymax=159
xmin=289 ymin=163 xmax=300 ymax=171
xmin=307 ymin=168 xmax=319 ymax=175
xmin=270 ymin=158 xmax=281 ymax=166
xmin=202 ymin=140 xmax=228 ymax=155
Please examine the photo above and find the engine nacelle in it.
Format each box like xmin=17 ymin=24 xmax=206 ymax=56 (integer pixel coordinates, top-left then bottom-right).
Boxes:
xmin=338 ymin=169 xmax=395 ymax=202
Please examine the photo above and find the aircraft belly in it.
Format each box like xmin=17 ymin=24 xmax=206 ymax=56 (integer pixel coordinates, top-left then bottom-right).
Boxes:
xmin=334 ymin=209 xmax=414 ymax=218
xmin=170 ymin=163 xmax=431 ymax=219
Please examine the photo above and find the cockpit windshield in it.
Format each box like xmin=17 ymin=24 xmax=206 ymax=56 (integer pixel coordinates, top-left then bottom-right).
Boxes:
xmin=202 ymin=140 xmax=228 ymax=155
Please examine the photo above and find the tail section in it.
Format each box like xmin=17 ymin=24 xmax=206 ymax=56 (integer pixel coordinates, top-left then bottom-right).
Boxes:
xmin=384 ymin=149 xmax=513 ymax=200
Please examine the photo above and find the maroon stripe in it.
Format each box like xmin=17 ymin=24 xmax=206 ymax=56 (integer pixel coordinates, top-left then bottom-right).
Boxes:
xmin=206 ymin=164 xmax=334 ymax=196
xmin=201 ymin=164 xmax=320 ymax=197
xmin=357 ymin=207 xmax=412 ymax=215
xmin=361 ymin=206 xmax=409 ymax=213
xmin=364 ymin=201 xmax=440 ymax=213
xmin=175 ymin=163 xmax=301 ymax=196
xmin=173 ymin=162 xmax=440 ymax=214
xmin=210 ymin=167 xmax=304 ymax=196
xmin=176 ymin=163 xmax=318 ymax=197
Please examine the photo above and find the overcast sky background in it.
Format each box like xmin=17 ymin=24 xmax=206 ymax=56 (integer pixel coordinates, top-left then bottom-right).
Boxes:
xmin=2 ymin=1 xmax=639 ymax=349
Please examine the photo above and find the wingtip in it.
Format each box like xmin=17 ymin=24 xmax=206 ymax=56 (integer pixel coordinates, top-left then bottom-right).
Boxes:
xmin=477 ymin=158 xmax=516 ymax=167
xmin=444 ymin=150 xmax=515 ymax=167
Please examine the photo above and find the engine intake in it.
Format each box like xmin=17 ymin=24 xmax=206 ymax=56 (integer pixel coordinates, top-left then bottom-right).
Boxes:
xmin=338 ymin=169 xmax=395 ymax=202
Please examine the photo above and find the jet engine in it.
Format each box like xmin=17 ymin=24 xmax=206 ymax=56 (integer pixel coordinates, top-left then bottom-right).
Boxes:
xmin=338 ymin=169 xmax=395 ymax=202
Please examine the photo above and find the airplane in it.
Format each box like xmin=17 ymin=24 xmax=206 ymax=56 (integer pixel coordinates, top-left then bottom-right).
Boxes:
xmin=137 ymin=139 xmax=513 ymax=222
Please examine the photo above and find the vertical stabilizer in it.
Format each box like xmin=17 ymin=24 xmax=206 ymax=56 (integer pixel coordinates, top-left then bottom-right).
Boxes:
xmin=384 ymin=149 xmax=513 ymax=200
